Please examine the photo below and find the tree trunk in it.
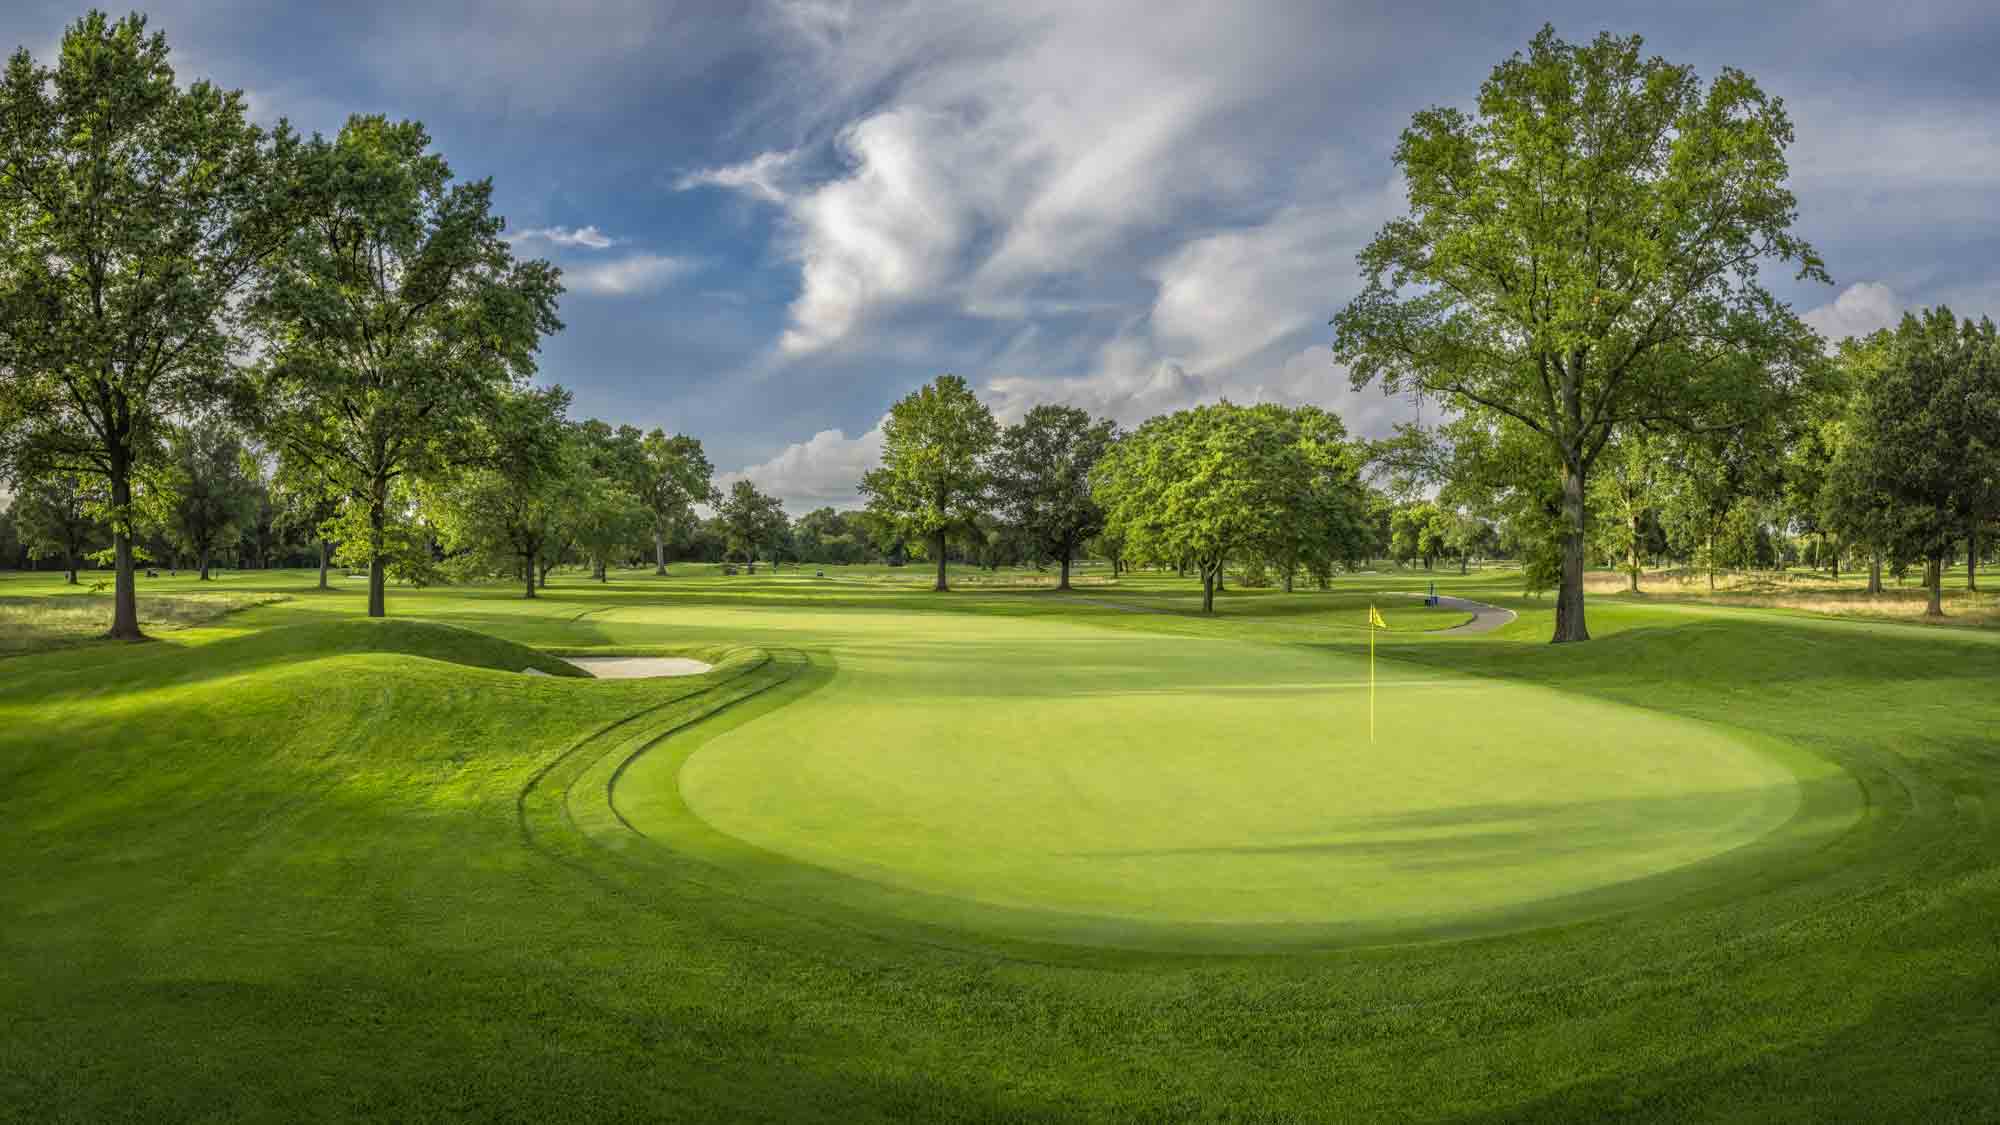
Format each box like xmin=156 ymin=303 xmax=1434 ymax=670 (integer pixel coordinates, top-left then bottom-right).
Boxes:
xmin=1868 ymin=552 xmax=1882 ymax=594
xmin=1058 ymin=554 xmax=1071 ymax=590
xmin=1830 ymin=538 xmax=1839 ymax=580
xmin=1707 ymin=532 xmax=1717 ymax=592
xmin=1552 ymin=460 xmax=1590 ymax=643
xmin=1926 ymin=555 xmax=1945 ymax=616
xmin=524 ymin=554 xmax=537 ymax=599
xmin=655 ymin=530 xmax=668 ymax=575
xmin=107 ymin=449 xmax=142 ymax=640
xmin=1460 ymin=554 xmax=1468 ymax=576
xmin=198 ymin=549 xmax=211 ymax=581
xmin=367 ymin=492 xmax=388 ymax=619
xmin=1627 ymin=515 xmax=1642 ymax=593
xmin=1968 ymin=526 xmax=1979 ymax=591
xmin=65 ymin=548 xmax=77 ymax=584
xmin=933 ymin=530 xmax=949 ymax=592
xmin=318 ymin=538 xmax=330 ymax=590
xmin=1200 ymin=562 xmax=1217 ymax=613
xmin=1283 ymin=566 xmax=1295 ymax=593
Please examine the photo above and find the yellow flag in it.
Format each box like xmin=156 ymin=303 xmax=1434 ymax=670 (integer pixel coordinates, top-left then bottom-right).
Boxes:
xmin=1368 ymin=605 xmax=1387 ymax=630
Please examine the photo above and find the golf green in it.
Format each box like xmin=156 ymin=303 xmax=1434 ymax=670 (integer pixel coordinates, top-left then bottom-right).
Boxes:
xmin=609 ymin=608 xmax=1841 ymax=949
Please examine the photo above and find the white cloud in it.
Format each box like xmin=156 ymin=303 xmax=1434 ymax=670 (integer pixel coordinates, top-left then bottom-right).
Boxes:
xmin=510 ymin=225 xmax=618 ymax=250
xmin=677 ymin=151 xmax=797 ymax=204
xmin=695 ymin=1 xmax=1345 ymax=356
xmin=980 ymin=342 xmax=1415 ymax=440
xmin=564 ymin=253 xmax=696 ymax=297
xmin=1803 ymin=281 xmax=1903 ymax=343
xmin=722 ymin=420 xmax=887 ymax=510
xmin=780 ymin=108 xmax=983 ymax=353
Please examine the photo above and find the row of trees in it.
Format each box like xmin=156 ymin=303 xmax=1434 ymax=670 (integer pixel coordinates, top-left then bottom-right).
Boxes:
xmin=854 ymin=375 xmax=1380 ymax=608
xmin=0 ymin=14 xmax=732 ymax=629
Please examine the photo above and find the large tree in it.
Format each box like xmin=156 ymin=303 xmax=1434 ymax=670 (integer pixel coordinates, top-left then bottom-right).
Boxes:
xmin=636 ymin=430 xmax=715 ymax=575
xmin=1095 ymin=402 xmax=1347 ymax=613
xmin=0 ymin=12 xmax=299 ymax=637
xmin=1590 ymin=432 xmax=1666 ymax=593
xmin=141 ymin=418 xmax=259 ymax=580
xmin=1258 ymin=405 xmax=1371 ymax=588
xmin=1832 ymin=309 xmax=2000 ymax=616
xmin=991 ymin=404 xmax=1118 ymax=590
xmin=12 ymin=472 xmax=103 ymax=584
xmin=716 ymin=479 xmax=789 ymax=572
xmin=425 ymin=386 xmax=572 ymax=598
xmin=1333 ymin=26 xmax=1824 ymax=642
xmin=269 ymin=452 xmax=342 ymax=590
xmin=859 ymin=375 xmax=998 ymax=592
xmin=248 ymin=115 xmax=562 ymax=617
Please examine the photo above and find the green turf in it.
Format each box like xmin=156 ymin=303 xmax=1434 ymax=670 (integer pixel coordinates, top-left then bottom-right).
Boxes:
xmin=1 ymin=564 xmax=1996 ymax=1121
xmin=618 ymin=607 xmax=1833 ymax=947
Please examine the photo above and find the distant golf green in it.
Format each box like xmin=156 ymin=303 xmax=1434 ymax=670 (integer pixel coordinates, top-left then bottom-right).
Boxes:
xmin=621 ymin=608 xmax=1828 ymax=947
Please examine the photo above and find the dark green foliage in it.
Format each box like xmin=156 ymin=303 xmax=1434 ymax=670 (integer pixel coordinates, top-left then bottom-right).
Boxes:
xmin=991 ymin=404 xmax=1117 ymax=589
xmin=0 ymin=12 xmax=300 ymax=637
xmin=1334 ymin=25 xmax=1826 ymax=641
xmin=247 ymin=115 xmax=562 ymax=617
xmin=859 ymin=374 xmax=998 ymax=592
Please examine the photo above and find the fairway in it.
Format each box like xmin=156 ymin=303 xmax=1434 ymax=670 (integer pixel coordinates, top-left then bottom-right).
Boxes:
xmin=606 ymin=606 xmax=1836 ymax=948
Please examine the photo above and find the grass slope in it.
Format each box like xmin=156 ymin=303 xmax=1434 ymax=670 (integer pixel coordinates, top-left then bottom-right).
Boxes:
xmin=0 ymin=565 xmax=1996 ymax=1121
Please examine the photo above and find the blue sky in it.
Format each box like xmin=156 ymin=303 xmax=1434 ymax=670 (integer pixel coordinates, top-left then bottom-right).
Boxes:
xmin=7 ymin=1 xmax=1999 ymax=508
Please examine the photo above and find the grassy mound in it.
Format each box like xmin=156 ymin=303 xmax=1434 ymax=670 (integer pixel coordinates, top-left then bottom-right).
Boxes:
xmin=259 ymin=617 xmax=593 ymax=677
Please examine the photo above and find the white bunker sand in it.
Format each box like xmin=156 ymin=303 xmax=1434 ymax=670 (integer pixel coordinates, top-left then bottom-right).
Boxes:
xmin=569 ymin=656 xmax=713 ymax=678
xmin=523 ymin=657 xmax=713 ymax=678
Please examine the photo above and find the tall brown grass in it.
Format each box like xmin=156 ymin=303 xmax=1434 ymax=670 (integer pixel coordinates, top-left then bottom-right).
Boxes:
xmin=1586 ymin=568 xmax=2000 ymax=626
xmin=0 ymin=592 xmax=284 ymax=656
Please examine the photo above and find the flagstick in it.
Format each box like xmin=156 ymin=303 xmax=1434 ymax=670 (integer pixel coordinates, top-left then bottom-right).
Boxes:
xmin=1369 ymin=617 xmax=1376 ymax=744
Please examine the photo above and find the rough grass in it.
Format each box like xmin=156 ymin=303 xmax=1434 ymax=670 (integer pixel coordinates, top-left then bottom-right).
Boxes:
xmin=0 ymin=590 xmax=288 ymax=656
xmin=0 ymin=566 xmax=1996 ymax=1121
xmin=1586 ymin=565 xmax=2000 ymax=626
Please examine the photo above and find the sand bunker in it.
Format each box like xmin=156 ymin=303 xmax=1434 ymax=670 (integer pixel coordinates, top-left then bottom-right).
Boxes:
xmin=567 ymin=656 xmax=714 ymax=678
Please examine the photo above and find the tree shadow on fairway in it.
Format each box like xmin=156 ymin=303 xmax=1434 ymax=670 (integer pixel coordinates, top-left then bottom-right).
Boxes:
xmin=1070 ymin=782 xmax=1806 ymax=868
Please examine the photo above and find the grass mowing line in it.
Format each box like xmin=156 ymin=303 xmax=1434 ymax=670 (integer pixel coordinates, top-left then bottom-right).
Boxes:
xmin=514 ymin=648 xmax=774 ymax=861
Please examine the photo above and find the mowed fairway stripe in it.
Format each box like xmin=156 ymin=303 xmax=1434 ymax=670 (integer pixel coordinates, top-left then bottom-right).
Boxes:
xmin=601 ymin=605 xmax=1838 ymax=950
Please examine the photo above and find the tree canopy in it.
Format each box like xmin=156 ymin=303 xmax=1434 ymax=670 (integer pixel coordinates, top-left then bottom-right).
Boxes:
xmin=0 ymin=12 xmax=300 ymax=636
xmin=717 ymin=479 xmax=788 ymax=571
xmin=246 ymin=115 xmax=562 ymax=617
xmin=991 ymin=404 xmax=1118 ymax=590
xmin=1096 ymin=402 xmax=1367 ymax=613
xmin=859 ymin=375 xmax=998 ymax=592
xmin=1334 ymin=25 xmax=1825 ymax=642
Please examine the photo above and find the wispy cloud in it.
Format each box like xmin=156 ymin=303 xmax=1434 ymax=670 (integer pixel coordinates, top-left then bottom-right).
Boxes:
xmin=677 ymin=150 xmax=796 ymax=204
xmin=564 ymin=253 xmax=696 ymax=297
xmin=510 ymin=224 xmax=619 ymax=250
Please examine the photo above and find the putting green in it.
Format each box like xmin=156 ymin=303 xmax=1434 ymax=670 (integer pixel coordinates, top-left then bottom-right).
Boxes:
xmin=610 ymin=608 xmax=1844 ymax=950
